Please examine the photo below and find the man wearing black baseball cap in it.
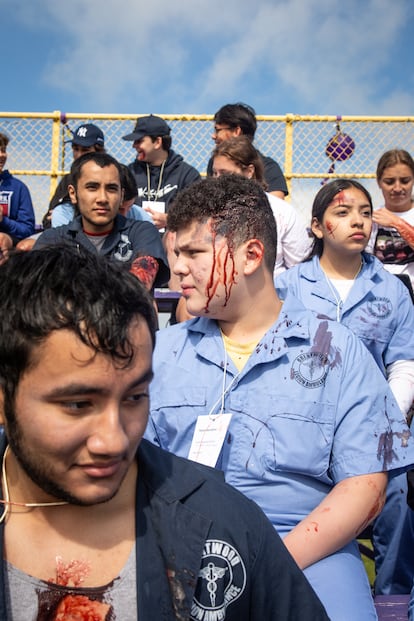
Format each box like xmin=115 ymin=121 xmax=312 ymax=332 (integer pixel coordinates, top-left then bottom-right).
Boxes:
xmin=122 ymin=115 xmax=171 ymax=142
xmin=122 ymin=115 xmax=200 ymax=231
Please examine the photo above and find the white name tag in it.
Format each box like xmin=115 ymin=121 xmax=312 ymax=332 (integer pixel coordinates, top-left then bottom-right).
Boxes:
xmin=188 ymin=414 xmax=232 ymax=467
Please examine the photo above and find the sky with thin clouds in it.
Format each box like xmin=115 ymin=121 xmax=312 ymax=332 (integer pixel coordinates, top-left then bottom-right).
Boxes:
xmin=2 ymin=0 xmax=414 ymax=116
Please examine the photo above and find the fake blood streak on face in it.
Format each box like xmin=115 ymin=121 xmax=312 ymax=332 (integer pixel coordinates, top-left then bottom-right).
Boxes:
xmin=222 ymin=244 xmax=237 ymax=304
xmin=205 ymin=230 xmax=237 ymax=313
xmin=325 ymin=220 xmax=335 ymax=237
xmin=332 ymin=190 xmax=346 ymax=205
xmin=205 ymin=229 xmax=217 ymax=313
xmin=326 ymin=191 xmax=347 ymax=237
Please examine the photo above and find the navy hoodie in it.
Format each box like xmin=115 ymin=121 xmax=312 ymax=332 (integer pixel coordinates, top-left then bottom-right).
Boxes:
xmin=128 ymin=150 xmax=200 ymax=210
xmin=0 ymin=171 xmax=35 ymax=240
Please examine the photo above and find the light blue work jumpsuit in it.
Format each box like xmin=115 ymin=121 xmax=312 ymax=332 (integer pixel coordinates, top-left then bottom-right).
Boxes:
xmin=147 ymin=294 xmax=414 ymax=620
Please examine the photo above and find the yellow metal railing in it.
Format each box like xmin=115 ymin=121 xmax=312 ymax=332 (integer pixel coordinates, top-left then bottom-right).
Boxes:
xmin=1 ymin=111 xmax=414 ymax=224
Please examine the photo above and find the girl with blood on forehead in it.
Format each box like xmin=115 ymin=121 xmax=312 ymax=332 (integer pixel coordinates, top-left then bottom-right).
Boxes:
xmin=276 ymin=178 xmax=414 ymax=597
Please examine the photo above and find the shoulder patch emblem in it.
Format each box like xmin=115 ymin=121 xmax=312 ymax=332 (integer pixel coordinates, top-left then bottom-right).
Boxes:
xmin=191 ymin=539 xmax=246 ymax=620
xmin=367 ymin=297 xmax=392 ymax=319
xmin=291 ymin=352 xmax=329 ymax=388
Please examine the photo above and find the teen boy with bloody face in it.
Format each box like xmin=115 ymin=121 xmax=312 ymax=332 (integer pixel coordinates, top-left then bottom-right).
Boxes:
xmin=146 ymin=174 xmax=414 ymax=621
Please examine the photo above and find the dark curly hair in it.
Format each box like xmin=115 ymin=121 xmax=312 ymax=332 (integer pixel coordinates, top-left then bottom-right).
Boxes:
xmin=167 ymin=174 xmax=277 ymax=273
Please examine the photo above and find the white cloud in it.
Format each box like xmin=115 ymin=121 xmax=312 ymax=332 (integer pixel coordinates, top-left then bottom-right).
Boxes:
xmin=188 ymin=0 xmax=414 ymax=113
xmin=6 ymin=0 xmax=414 ymax=114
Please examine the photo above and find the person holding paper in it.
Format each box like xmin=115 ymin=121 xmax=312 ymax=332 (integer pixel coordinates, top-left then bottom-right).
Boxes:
xmin=122 ymin=115 xmax=200 ymax=231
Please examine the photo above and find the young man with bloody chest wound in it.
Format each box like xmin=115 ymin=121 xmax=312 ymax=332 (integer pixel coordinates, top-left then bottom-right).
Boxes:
xmin=146 ymin=174 xmax=414 ymax=621
xmin=34 ymin=151 xmax=169 ymax=291
xmin=0 ymin=245 xmax=329 ymax=620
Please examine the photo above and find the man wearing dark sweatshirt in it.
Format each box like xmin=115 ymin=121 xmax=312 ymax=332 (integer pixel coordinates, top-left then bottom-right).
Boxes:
xmin=123 ymin=115 xmax=200 ymax=231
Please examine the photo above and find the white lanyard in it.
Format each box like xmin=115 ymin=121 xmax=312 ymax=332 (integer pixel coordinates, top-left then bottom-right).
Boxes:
xmin=208 ymin=342 xmax=242 ymax=418
xmin=324 ymin=276 xmax=343 ymax=322
xmin=146 ymin=159 xmax=166 ymax=202
xmin=322 ymin=259 xmax=363 ymax=322
xmin=188 ymin=344 xmax=240 ymax=466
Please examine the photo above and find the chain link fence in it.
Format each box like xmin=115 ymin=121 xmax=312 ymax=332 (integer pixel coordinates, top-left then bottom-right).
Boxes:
xmin=1 ymin=112 xmax=414 ymax=227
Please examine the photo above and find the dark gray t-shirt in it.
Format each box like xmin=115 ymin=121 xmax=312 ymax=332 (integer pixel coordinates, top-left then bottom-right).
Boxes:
xmin=4 ymin=546 xmax=137 ymax=620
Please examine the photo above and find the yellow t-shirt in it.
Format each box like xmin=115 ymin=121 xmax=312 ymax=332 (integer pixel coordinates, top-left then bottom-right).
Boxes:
xmin=221 ymin=332 xmax=257 ymax=372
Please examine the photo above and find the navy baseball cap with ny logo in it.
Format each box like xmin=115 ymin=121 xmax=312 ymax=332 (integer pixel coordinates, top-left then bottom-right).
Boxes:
xmin=68 ymin=123 xmax=105 ymax=147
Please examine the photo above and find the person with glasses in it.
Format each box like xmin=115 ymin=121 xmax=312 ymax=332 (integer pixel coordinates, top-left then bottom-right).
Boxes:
xmin=206 ymin=102 xmax=288 ymax=199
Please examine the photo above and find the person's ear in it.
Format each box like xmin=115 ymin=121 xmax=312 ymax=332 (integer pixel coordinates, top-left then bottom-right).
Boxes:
xmin=68 ymin=184 xmax=77 ymax=205
xmin=245 ymin=164 xmax=255 ymax=179
xmin=233 ymin=126 xmax=242 ymax=137
xmin=311 ymin=217 xmax=324 ymax=239
xmin=243 ymin=239 xmax=265 ymax=275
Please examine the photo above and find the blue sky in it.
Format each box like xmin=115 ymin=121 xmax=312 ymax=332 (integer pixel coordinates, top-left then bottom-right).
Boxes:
xmin=3 ymin=0 xmax=414 ymax=117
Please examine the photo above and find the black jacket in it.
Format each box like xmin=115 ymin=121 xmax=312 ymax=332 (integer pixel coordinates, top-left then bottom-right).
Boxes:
xmin=34 ymin=214 xmax=169 ymax=287
xmin=0 ymin=438 xmax=329 ymax=620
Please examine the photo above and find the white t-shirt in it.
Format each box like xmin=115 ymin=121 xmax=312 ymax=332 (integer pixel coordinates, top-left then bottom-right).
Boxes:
xmin=267 ymin=194 xmax=311 ymax=278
